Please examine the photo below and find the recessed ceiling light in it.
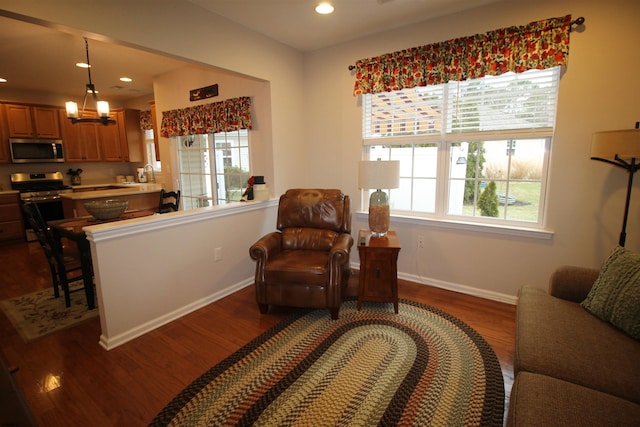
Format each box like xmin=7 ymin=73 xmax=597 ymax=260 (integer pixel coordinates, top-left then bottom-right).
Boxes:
xmin=76 ymin=62 xmax=90 ymax=69
xmin=0 ymin=77 xmax=7 ymax=83
xmin=120 ymin=77 xmax=133 ymax=82
xmin=315 ymin=2 xmax=334 ymax=14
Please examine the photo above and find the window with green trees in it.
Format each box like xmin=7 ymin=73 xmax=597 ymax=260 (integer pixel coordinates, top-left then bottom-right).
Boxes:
xmin=362 ymin=67 xmax=560 ymax=227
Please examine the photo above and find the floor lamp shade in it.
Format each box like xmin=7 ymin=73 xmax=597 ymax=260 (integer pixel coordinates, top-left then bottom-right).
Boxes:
xmin=359 ymin=160 xmax=400 ymax=236
xmin=590 ymin=128 xmax=640 ymax=247
xmin=591 ymin=129 xmax=640 ymax=165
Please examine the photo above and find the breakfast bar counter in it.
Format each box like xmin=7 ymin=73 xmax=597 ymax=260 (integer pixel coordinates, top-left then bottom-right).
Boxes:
xmin=61 ymin=184 xmax=163 ymax=218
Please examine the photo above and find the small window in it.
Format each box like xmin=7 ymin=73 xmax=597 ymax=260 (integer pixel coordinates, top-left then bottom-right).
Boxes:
xmin=177 ymin=129 xmax=250 ymax=210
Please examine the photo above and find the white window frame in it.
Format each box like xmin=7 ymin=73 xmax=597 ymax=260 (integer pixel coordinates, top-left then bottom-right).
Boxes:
xmin=362 ymin=67 xmax=561 ymax=232
xmin=176 ymin=129 xmax=250 ymax=210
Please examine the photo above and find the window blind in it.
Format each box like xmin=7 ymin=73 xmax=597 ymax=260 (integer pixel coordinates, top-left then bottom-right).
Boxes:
xmin=363 ymin=67 xmax=560 ymax=142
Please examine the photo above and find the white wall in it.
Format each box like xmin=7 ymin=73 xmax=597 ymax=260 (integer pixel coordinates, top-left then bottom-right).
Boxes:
xmin=86 ymin=202 xmax=278 ymax=349
xmin=303 ymin=0 xmax=640 ymax=299
xmin=2 ymin=0 xmax=639 ymax=304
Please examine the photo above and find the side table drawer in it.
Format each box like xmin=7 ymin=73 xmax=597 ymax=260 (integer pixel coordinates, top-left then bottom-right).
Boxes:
xmin=362 ymin=251 xmax=395 ymax=298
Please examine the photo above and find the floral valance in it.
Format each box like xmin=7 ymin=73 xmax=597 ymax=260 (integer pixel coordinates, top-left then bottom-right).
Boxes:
xmin=353 ymin=15 xmax=572 ymax=95
xmin=160 ymin=96 xmax=252 ymax=137
xmin=139 ymin=110 xmax=153 ymax=131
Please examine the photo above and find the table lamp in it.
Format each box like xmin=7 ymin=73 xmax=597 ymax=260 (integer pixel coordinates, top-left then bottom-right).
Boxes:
xmin=590 ymin=126 xmax=640 ymax=246
xmin=359 ymin=159 xmax=400 ymax=236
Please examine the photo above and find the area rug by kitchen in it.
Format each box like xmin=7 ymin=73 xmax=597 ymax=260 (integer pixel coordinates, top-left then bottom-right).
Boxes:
xmin=0 ymin=282 xmax=98 ymax=342
xmin=150 ymin=299 xmax=504 ymax=426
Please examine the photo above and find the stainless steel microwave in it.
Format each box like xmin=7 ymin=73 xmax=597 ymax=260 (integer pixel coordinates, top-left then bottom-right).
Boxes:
xmin=9 ymin=138 xmax=65 ymax=163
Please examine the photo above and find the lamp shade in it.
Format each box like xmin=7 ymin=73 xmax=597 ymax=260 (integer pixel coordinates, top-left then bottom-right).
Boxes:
xmin=358 ymin=160 xmax=400 ymax=190
xmin=591 ymin=129 xmax=640 ymax=163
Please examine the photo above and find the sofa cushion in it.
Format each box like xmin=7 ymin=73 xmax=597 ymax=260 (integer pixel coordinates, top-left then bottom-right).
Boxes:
xmin=515 ymin=286 xmax=640 ymax=404
xmin=507 ymin=372 xmax=640 ymax=427
xmin=581 ymin=246 xmax=640 ymax=340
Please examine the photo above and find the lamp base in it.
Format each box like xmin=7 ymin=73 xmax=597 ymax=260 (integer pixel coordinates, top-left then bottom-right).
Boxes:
xmin=369 ymin=189 xmax=390 ymax=237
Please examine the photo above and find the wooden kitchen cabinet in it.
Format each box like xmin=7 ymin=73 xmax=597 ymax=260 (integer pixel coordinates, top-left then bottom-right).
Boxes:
xmin=59 ymin=110 xmax=101 ymax=162
xmin=99 ymin=109 xmax=143 ymax=162
xmin=3 ymin=103 xmax=61 ymax=139
xmin=60 ymin=108 xmax=143 ymax=163
xmin=122 ymin=109 xmax=143 ymax=163
xmin=0 ymin=105 xmax=9 ymax=163
xmin=98 ymin=111 xmax=126 ymax=161
xmin=0 ymin=193 xmax=25 ymax=243
xmin=357 ymin=229 xmax=401 ymax=313
xmin=150 ymin=102 xmax=160 ymax=161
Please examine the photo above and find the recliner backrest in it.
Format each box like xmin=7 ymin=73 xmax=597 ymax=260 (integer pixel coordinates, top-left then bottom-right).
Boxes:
xmin=276 ymin=189 xmax=351 ymax=234
xmin=281 ymin=228 xmax=341 ymax=251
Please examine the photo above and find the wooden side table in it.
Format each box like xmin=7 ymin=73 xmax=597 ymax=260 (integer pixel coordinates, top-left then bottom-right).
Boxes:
xmin=357 ymin=229 xmax=401 ymax=313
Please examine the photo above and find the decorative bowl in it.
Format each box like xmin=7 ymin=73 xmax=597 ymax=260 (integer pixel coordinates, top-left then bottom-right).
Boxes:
xmin=84 ymin=199 xmax=129 ymax=220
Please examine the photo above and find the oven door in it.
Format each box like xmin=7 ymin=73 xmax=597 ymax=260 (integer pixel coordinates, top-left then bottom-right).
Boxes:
xmin=21 ymin=198 xmax=65 ymax=241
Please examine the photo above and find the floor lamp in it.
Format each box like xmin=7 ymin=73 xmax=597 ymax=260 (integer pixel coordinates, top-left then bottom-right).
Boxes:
xmin=590 ymin=126 xmax=640 ymax=247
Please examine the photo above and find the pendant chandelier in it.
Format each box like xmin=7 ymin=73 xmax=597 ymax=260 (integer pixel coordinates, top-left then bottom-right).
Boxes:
xmin=65 ymin=37 xmax=115 ymax=126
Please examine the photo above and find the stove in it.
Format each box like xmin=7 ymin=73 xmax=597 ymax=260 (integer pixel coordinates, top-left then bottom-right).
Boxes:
xmin=10 ymin=172 xmax=72 ymax=201
xmin=10 ymin=172 xmax=72 ymax=241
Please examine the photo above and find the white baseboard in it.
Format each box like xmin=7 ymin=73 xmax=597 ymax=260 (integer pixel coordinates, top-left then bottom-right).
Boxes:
xmin=398 ymin=271 xmax=517 ymax=305
xmin=350 ymin=262 xmax=517 ymax=305
xmin=99 ymin=267 xmax=516 ymax=350
xmin=99 ymin=279 xmax=254 ymax=350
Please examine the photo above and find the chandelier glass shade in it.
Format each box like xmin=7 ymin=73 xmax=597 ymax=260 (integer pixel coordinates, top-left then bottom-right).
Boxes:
xmin=65 ymin=38 xmax=115 ymax=125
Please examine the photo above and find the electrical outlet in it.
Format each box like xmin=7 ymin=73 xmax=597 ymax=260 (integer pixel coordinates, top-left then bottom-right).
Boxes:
xmin=417 ymin=235 xmax=424 ymax=248
xmin=214 ymin=247 xmax=223 ymax=261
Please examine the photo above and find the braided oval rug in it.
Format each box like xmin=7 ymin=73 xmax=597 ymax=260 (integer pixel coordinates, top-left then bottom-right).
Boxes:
xmin=150 ymin=299 xmax=504 ymax=427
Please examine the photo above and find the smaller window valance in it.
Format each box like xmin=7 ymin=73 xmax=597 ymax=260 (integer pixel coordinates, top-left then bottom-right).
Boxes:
xmin=160 ymin=96 xmax=252 ymax=137
xmin=353 ymin=15 xmax=573 ymax=95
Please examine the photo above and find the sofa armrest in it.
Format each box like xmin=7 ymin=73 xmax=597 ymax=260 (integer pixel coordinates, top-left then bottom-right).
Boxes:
xmin=548 ymin=265 xmax=600 ymax=302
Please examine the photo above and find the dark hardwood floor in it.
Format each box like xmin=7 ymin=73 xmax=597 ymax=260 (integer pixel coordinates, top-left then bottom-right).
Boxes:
xmin=0 ymin=239 xmax=515 ymax=426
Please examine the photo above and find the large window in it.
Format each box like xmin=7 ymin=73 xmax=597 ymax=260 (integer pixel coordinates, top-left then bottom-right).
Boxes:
xmin=362 ymin=67 xmax=560 ymax=227
xmin=177 ymin=129 xmax=250 ymax=209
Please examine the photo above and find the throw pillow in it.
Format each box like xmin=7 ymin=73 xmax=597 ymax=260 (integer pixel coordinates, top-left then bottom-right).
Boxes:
xmin=581 ymin=246 xmax=640 ymax=341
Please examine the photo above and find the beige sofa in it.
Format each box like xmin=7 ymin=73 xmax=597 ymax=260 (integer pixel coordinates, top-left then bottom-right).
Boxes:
xmin=507 ymin=265 xmax=640 ymax=426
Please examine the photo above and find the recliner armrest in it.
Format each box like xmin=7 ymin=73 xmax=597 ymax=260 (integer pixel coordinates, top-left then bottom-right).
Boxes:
xmin=548 ymin=265 xmax=600 ymax=303
xmin=329 ymin=233 xmax=354 ymax=266
xmin=249 ymin=232 xmax=282 ymax=261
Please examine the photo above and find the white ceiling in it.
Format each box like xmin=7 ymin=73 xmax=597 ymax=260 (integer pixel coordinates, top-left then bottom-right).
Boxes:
xmin=0 ymin=0 xmax=500 ymax=104
xmin=187 ymin=0 xmax=501 ymax=52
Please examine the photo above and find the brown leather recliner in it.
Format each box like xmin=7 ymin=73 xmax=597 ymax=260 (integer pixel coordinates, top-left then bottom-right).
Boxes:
xmin=249 ymin=189 xmax=354 ymax=319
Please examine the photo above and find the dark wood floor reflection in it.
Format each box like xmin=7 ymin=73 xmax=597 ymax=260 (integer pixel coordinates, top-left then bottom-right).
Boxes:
xmin=0 ymin=240 xmax=515 ymax=426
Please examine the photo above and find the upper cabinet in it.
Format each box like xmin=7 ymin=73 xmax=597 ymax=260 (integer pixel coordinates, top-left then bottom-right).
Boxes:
xmin=1 ymin=102 xmax=143 ymax=163
xmin=0 ymin=106 xmax=9 ymax=163
xmin=150 ymin=102 xmax=160 ymax=161
xmin=59 ymin=108 xmax=143 ymax=163
xmin=59 ymin=110 xmax=101 ymax=162
xmin=3 ymin=103 xmax=61 ymax=139
xmin=99 ymin=109 xmax=143 ymax=163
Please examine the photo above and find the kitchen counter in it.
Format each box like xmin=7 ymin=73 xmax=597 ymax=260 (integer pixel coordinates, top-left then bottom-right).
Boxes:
xmin=61 ymin=184 xmax=163 ymax=217
xmin=63 ymin=183 xmax=163 ymax=200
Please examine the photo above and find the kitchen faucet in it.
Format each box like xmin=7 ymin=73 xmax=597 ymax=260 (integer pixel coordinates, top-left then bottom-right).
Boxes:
xmin=144 ymin=164 xmax=156 ymax=183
